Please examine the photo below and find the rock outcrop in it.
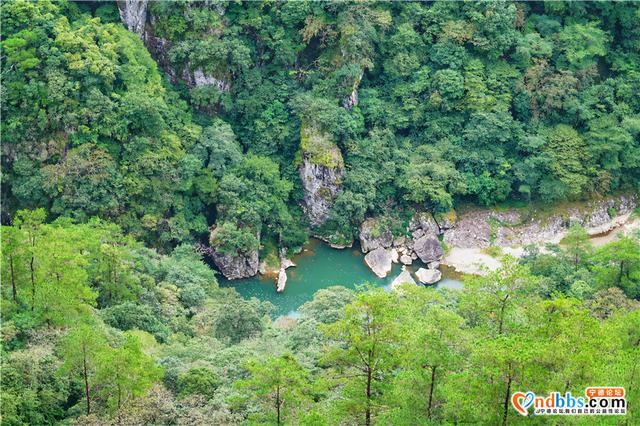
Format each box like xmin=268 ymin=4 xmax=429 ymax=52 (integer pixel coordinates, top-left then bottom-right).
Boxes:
xmin=117 ymin=0 xmax=148 ymax=37
xmin=409 ymin=212 xmax=440 ymax=237
xmin=300 ymin=158 xmax=342 ymax=227
xmin=208 ymin=227 xmax=260 ymax=280
xmin=117 ymin=3 xmax=231 ymax=94
xmin=276 ymin=249 xmax=295 ymax=292
xmin=358 ymin=212 xmax=445 ymax=276
xmin=364 ymin=247 xmax=393 ymax=278
xmin=359 ymin=218 xmax=393 ymax=253
xmin=211 ymin=249 xmax=259 ymax=280
xmin=299 ymin=123 xmax=344 ymax=228
xmin=413 ymin=235 xmax=444 ymax=264
xmin=276 ymin=268 xmax=287 ymax=292
xmin=415 ymin=268 xmax=442 ymax=284
xmin=444 ymin=194 xmax=637 ymax=249
xmin=390 ymin=268 xmax=417 ymax=290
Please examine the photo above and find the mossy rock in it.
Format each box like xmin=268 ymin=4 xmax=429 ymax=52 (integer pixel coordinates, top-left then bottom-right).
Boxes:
xmin=300 ymin=122 xmax=343 ymax=169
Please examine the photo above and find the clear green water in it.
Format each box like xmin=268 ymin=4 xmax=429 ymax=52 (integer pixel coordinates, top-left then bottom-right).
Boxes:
xmin=221 ymin=239 xmax=464 ymax=316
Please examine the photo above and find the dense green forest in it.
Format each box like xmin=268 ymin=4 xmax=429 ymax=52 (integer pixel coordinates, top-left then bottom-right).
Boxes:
xmin=1 ymin=0 xmax=640 ymax=425
xmin=2 ymin=211 xmax=640 ymax=424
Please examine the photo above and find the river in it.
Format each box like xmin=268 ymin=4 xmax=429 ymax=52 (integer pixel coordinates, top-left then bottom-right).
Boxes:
xmin=221 ymin=238 xmax=464 ymax=317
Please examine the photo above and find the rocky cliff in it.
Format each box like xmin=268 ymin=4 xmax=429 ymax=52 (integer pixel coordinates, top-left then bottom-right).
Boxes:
xmin=443 ymin=194 xmax=637 ymax=249
xmin=117 ymin=0 xmax=148 ymax=37
xmin=208 ymin=227 xmax=260 ymax=280
xmin=299 ymin=123 xmax=344 ymax=228
xmin=211 ymin=249 xmax=259 ymax=280
xmin=117 ymin=1 xmax=230 ymax=93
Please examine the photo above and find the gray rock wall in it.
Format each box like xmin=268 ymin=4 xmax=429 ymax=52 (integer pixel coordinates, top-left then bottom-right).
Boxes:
xmin=117 ymin=0 xmax=148 ymax=37
xmin=299 ymin=157 xmax=343 ymax=227
xmin=443 ymin=194 xmax=637 ymax=248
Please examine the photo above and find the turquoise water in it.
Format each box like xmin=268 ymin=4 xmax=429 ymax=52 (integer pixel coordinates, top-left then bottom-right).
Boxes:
xmin=220 ymin=239 xmax=464 ymax=316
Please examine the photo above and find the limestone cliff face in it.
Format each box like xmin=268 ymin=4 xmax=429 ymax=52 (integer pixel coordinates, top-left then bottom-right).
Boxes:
xmin=299 ymin=124 xmax=344 ymax=228
xmin=300 ymin=159 xmax=343 ymax=227
xmin=117 ymin=1 xmax=230 ymax=93
xmin=117 ymin=0 xmax=148 ymax=37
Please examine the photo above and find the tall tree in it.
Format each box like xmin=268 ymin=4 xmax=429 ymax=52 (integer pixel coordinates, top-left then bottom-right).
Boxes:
xmin=95 ymin=333 xmax=162 ymax=413
xmin=321 ymin=287 xmax=399 ymax=425
xmin=59 ymin=323 xmax=109 ymax=415
xmin=561 ymin=223 xmax=592 ymax=268
xmin=234 ymin=354 xmax=310 ymax=425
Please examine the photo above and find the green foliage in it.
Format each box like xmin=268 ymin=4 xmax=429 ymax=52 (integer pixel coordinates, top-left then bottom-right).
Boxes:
xmin=233 ymin=354 xmax=311 ymax=425
xmin=2 ymin=1 xmax=640 ymax=424
xmin=321 ymin=287 xmax=400 ymax=425
xmin=591 ymin=235 xmax=640 ymax=298
xmin=94 ymin=333 xmax=163 ymax=412
xmin=177 ymin=368 xmax=221 ymax=399
xmin=2 ymin=216 xmax=640 ymax=424
xmin=1 ymin=0 xmax=207 ymax=249
xmin=102 ymin=302 xmax=170 ymax=343
xmin=4 ymin=0 xmax=640 ymax=250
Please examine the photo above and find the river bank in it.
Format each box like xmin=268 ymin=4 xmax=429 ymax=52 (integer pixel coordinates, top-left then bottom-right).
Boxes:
xmin=443 ymin=219 xmax=639 ymax=275
xmin=222 ymin=194 xmax=637 ymax=315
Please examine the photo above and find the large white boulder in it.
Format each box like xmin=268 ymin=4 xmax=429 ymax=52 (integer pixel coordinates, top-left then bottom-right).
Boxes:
xmin=415 ymin=268 xmax=442 ymax=284
xmin=364 ymin=247 xmax=393 ymax=278
xmin=390 ymin=269 xmax=417 ymax=290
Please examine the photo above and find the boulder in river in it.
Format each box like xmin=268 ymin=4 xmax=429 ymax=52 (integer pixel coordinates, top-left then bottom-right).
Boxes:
xmin=364 ymin=247 xmax=393 ymax=278
xmin=400 ymin=254 xmax=412 ymax=265
xmin=391 ymin=248 xmax=399 ymax=264
xmin=415 ymin=268 xmax=442 ymax=284
xmin=390 ymin=268 xmax=417 ymax=290
xmin=276 ymin=268 xmax=287 ymax=292
xmin=413 ymin=235 xmax=444 ymax=264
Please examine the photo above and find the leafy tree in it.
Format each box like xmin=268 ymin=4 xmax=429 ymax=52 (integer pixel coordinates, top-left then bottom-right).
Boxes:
xmin=321 ymin=287 xmax=400 ymax=426
xmin=539 ymin=125 xmax=590 ymax=201
xmin=298 ymin=286 xmax=354 ymax=324
xmin=213 ymin=297 xmax=268 ymax=344
xmin=177 ymin=368 xmax=221 ymax=399
xmin=591 ymin=236 xmax=640 ymax=298
xmin=59 ymin=323 xmax=109 ymax=415
xmin=459 ymin=257 xmax=541 ymax=335
xmin=233 ymin=354 xmax=310 ymax=425
xmin=557 ymin=22 xmax=608 ymax=69
xmin=561 ymin=223 xmax=592 ymax=268
xmin=385 ymin=287 xmax=464 ymax=423
xmin=102 ymin=302 xmax=170 ymax=343
xmin=94 ymin=333 xmax=162 ymax=413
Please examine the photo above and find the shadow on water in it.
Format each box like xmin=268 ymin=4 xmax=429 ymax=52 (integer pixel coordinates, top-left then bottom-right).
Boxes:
xmin=220 ymin=238 xmax=464 ymax=317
